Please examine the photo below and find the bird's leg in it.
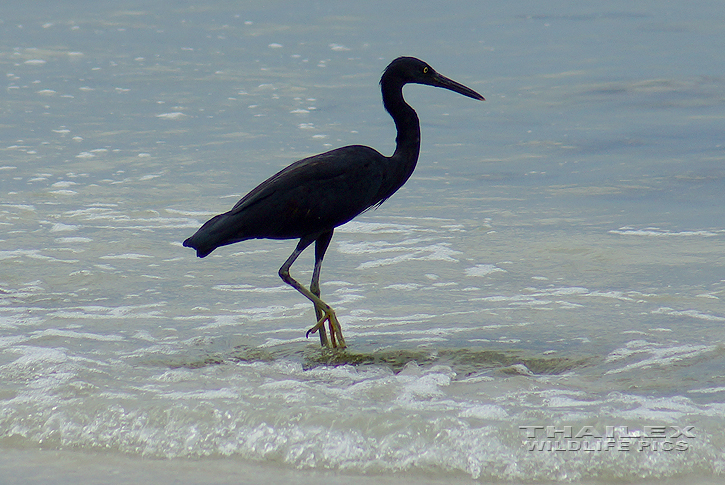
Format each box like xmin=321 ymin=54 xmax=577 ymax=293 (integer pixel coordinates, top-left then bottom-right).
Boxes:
xmin=278 ymin=236 xmax=346 ymax=348
xmin=310 ymin=234 xmax=329 ymax=347
xmin=309 ymin=280 xmax=329 ymax=348
xmin=310 ymin=231 xmax=346 ymax=348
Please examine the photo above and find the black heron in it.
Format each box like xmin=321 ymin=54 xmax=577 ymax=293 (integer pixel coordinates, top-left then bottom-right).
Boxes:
xmin=183 ymin=56 xmax=484 ymax=348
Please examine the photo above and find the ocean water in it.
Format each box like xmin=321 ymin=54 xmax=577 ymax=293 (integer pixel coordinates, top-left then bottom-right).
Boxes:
xmin=1 ymin=1 xmax=724 ymax=483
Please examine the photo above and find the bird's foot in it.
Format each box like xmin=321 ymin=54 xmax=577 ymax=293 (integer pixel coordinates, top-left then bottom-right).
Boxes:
xmin=306 ymin=308 xmax=346 ymax=348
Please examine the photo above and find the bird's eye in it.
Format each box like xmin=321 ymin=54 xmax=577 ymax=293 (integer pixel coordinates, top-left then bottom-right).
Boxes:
xmin=423 ymin=66 xmax=429 ymax=74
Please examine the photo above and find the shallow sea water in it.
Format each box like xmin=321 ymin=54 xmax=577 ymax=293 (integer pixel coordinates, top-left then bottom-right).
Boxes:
xmin=1 ymin=1 xmax=725 ymax=483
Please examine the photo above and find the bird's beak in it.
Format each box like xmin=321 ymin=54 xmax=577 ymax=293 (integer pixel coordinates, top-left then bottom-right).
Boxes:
xmin=431 ymin=72 xmax=485 ymax=101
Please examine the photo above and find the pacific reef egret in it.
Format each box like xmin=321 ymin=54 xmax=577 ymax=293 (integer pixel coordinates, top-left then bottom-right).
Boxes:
xmin=183 ymin=56 xmax=484 ymax=348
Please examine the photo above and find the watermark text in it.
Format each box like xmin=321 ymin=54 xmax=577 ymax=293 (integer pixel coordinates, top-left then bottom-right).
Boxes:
xmin=519 ymin=425 xmax=694 ymax=452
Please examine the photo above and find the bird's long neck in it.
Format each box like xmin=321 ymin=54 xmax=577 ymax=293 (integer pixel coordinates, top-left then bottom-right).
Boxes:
xmin=382 ymin=81 xmax=421 ymax=185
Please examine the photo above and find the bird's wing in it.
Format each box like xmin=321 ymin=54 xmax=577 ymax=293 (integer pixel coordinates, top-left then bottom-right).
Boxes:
xmin=185 ymin=145 xmax=395 ymax=252
xmin=230 ymin=145 xmax=386 ymax=215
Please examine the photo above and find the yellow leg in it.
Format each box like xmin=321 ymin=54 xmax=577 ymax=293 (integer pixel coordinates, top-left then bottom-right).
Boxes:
xmin=279 ymin=235 xmax=346 ymax=348
xmin=305 ymin=306 xmax=346 ymax=348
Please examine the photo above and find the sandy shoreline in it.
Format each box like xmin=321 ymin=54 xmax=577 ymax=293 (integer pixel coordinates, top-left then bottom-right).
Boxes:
xmin=0 ymin=449 xmax=477 ymax=485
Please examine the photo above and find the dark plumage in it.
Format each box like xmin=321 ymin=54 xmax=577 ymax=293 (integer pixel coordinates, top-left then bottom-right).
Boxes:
xmin=184 ymin=57 xmax=484 ymax=348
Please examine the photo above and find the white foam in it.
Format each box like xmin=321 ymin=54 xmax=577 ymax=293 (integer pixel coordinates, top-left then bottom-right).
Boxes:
xmin=605 ymin=340 xmax=716 ymax=374
xmin=610 ymin=227 xmax=722 ymax=237
xmin=100 ymin=253 xmax=153 ymax=260
xmin=56 ymin=237 xmax=92 ymax=243
xmin=652 ymin=307 xmax=725 ymax=322
xmin=337 ymin=221 xmax=418 ymax=234
xmin=156 ymin=112 xmax=187 ymax=119
xmin=465 ymin=264 xmax=506 ymax=277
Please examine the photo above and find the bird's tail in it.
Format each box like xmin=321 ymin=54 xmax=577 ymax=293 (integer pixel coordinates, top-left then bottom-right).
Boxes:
xmin=183 ymin=211 xmax=247 ymax=258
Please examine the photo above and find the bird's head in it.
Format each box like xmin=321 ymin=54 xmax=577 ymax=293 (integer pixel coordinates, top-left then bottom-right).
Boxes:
xmin=382 ymin=57 xmax=484 ymax=101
